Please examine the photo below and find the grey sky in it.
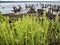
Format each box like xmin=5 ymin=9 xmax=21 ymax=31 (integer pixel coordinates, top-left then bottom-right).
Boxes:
xmin=0 ymin=0 xmax=60 ymax=1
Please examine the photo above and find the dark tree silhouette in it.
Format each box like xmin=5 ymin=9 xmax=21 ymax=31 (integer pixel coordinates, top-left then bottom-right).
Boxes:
xmin=12 ymin=5 xmax=21 ymax=13
xmin=27 ymin=5 xmax=35 ymax=13
xmin=25 ymin=4 xmax=27 ymax=9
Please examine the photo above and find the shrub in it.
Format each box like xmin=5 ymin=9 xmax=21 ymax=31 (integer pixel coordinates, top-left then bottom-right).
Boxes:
xmin=0 ymin=11 xmax=60 ymax=45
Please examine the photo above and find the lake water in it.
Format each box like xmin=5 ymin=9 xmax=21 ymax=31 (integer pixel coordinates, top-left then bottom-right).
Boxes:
xmin=0 ymin=1 xmax=60 ymax=14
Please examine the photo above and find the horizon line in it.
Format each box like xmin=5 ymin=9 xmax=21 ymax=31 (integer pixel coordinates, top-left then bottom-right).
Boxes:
xmin=0 ymin=1 xmax=60 ymax=3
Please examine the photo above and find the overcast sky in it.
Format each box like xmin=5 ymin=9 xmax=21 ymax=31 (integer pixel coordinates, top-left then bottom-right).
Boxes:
xmin=0 ymin=0 xmax=60 ymax=1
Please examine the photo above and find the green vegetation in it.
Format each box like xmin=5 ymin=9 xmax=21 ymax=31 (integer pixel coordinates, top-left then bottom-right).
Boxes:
xmin=0 ymin=11 xmax=60 ymax=45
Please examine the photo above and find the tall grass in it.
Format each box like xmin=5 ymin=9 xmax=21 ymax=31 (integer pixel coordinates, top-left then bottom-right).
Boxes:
xmin=0 ymin=11 xmax=60 ymax=45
